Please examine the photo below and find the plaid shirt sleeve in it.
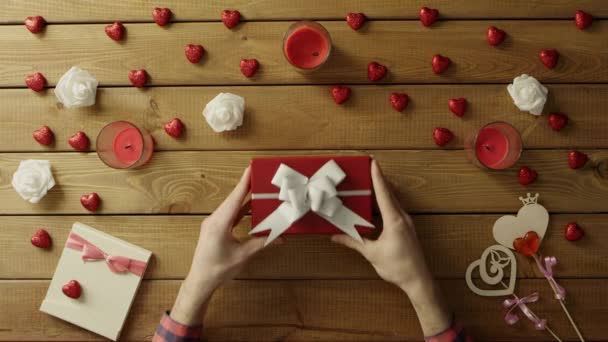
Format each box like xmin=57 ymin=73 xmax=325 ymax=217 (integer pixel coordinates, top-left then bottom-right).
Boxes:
xmin=151 ymin=310 xmax=469 ymax=342
xmin=152 ymin=312 xmax=202 ymax=342
xmin=425 ymin=319 xmax=473 ymax=342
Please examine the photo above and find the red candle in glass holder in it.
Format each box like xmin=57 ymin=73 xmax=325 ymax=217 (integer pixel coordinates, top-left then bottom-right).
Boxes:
xmin=467 ymin=121 xmax=522 ymax=170
xmin=283 ymin=21 xmax=331 ymax=70
xmin=97 ymin=121 xmax=154 ymax=169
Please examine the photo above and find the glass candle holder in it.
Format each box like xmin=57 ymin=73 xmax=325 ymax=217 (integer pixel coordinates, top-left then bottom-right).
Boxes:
xmin=466 ymin=121 xmax=522 ymax=170
xmin=96 ymin=121 xmax=154 ymax=169
xmin=283 ymin=21 xmax=332 ymax=71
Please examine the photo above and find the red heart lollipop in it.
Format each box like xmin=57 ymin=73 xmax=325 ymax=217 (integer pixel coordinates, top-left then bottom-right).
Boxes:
xmin=513 ymin=231 xmax=540 ymax=256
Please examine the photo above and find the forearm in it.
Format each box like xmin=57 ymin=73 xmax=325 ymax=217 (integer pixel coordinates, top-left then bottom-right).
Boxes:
xmin=401 ymin=271 xmax=452 ymax=337
xmin=169 ymin=275 xmax=217 ymax=326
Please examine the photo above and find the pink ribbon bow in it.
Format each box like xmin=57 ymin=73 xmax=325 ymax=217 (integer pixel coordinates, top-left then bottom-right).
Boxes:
xmin=66 ymin=233 xmax=147 ymax=277
xmin=503 ymin=292 xmax=547 ymax=330
xmin=535 ymin=256 xmax=566 ymax=300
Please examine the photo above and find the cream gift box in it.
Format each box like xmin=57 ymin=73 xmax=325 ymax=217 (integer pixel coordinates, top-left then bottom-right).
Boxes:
xmin=40 ymin=222 xmax=152 ymax=340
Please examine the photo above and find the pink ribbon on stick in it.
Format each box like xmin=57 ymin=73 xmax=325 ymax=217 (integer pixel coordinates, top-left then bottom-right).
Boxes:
xmin=65 ymin=233 xmax=147 ymax=277
xmin=535 ymin=256 xmax=566 ymax=300
xmin=503 ymin=292 xmax=547 ymax=330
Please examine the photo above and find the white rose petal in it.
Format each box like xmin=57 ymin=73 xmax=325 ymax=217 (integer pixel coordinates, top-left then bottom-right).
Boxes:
xmin=54 ymin=66 xmax=99 ymax=109
xmin=203 ymin=93 xmax=245 ymax=132
xmin=11 ymin=160 xmax=55 ymax=204
xmin=507 ymin=74 xmax=548 ymax=116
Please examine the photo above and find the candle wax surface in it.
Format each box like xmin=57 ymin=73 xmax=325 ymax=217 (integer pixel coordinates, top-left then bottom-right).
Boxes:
xmin=113 ymin=128 xmax=144 ymax=165
xmin=284 ymin=28 xmax=330 ymax=69
xmin=475 ymin=127 xmax=510 ymax=168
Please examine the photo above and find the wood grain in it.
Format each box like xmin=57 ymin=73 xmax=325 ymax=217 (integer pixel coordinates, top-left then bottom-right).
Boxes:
xmin=1 ymin=2 xmax=606 ymax=342
xmin=0 ymin=279 xmax=605 ymax=341
xmin=1 ymin=214 xmax=605 ymax=280
xmin=1 ymin=150 xmax=607 ymax=215
xmin=1 ymin=0 xmax=607 ymax=23
xmin=2 ymin=21 xmax=606 ymax=86
xmin=3 ymin=84 xmax=608 ymax=152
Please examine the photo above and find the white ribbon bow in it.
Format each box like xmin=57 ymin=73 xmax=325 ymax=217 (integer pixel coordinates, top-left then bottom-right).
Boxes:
xmin=250 ymin=160 xmax=374 ymax=246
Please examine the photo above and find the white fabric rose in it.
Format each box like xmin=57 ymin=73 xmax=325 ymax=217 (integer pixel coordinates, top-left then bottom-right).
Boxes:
xmin=203 ymin=93 xmax=245 ymax=132
xmin=54 ymin=66 xmax=99 ymax=108
xmin=507 ymin=74 xmax=548 ymax=115
xmin=11 ymin=160 xmax=56 ymax=204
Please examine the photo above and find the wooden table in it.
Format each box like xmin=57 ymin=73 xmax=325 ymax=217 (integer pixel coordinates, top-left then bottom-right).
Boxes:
xmin=1 ymin=1 xmax=607 ymax=341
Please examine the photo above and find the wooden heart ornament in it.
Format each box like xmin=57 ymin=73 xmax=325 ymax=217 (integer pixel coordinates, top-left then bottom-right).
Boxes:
xmin=466 ymin=245 xmax=517 ymax=297
xmin=493 ymin=193 xmax=549 ymax=252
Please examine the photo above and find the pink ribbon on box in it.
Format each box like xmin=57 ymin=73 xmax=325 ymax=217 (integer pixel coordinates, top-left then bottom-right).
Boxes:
xmin=503 ymin=292 xmax=547 ymax=330
xmin=65 ymin=233 xmax=147 ymax=277
xmin=535 ymin=256 xmax=566 ymax=300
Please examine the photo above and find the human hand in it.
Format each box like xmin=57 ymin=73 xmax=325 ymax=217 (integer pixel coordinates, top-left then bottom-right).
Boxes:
xmin=331 ymin=159 xmax=430 ymax=291
xmin=171 ymin=166 xmax=282 ymax=325
xmin=331 ymin=159 xmax=451 ymax=335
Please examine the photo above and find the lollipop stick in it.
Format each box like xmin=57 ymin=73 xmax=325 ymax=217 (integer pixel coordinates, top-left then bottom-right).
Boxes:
xmin=545 ymin=326 xmax=563 ymax=342
xmin=557 ymin=298 xmax=585 ymax=342
xmin=532 ymin=254 xmax=585 ymax=342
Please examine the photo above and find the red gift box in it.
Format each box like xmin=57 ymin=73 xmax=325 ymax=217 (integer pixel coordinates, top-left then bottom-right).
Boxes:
xmin=250 ymin=156 xmax=374 ymax=241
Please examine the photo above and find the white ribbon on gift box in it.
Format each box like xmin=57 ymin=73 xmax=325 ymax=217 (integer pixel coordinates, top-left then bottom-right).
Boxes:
xmin=250 ymin=160 xmax=375 ymax=246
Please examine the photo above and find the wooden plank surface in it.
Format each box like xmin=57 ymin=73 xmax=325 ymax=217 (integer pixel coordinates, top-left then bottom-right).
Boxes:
xmin=0 ymin=214 xmax=605 ymax=280
xmin=1 ymin=0 xmax=607 ymax=23
xmin=0 ymin=279 xmax=605 ymax=341
xmin=3 ymin=84 xmax=608 ymax=152
xmin=2 ymin=21 xmax=607 ymax=86
xmin=2 ymin=1 xmax=606 ymax=341
xmin=1 ymin=150 xmax=606 ymax=215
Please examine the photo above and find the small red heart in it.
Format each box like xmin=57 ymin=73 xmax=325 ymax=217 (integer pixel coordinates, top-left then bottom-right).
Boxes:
xmin=331 ymin=86 xmax=351 ymax=105
xmin=80 ymin=192 xmax=101 ymax=212
xmin=367 ymin=62 xmax=387 ymax=81
xmin=68 ymin=131 xmax=90 ymax=151
xmin=105 ymin=21 xmax=125 ymax=41
xmin=152 ymin=7 xmax=172 ymax=26
xmin=62 ymin=280 xmax=82 ymax=299
xmin=222 ymin=10 xmax=241 ymax=29
xmin=433 ymin=127 xmax=454 ymax=147
xmin=419 ymin=7 xmax=439 ymax=27
xmin=513 ymin=231 xmax=540 ymax=256
xmin=487 ymin=26 xmax=506 ymax=46
xmin=346 ymin=12 xmax=366 ymax=31
xmin=25 ymin=72 xmax=46 ymax=92
xmin=518 ymin=166 xmax=538 ymax=185
xmin=565 ymin=222 xmax=585 ymax=241
xmin=568 ymin=150 xmax=588 ymax=169
xmin=128 ymin=69 xmax=148 ymax=88
xmin=24 ymin=16 xmax=46 ymax=33
xmin=31 ymin=229 xmax=52 ymax=249
xmin=33 ymin=125 xmax=54 ymax=146
xmin=448 ymin=98 xmax=467 ymax=117
xmin=575 ymin=10 xmax=592 ymax=30
xmin=389 ymin=93 xmax=409 ymax=112
xmin=432 ymin=54 xmax=451 ymax=74
xmin=548 ymin=113 xmax=568 ymax=131
xmin=539 ymin=49 xmax=559 ymax=69
xmin=164 ymin=118 xmax=185 ymax=138
xmin=240 ymin=58 xmax=260 ymax=78
xmin=185 ymin=44 xmax=205 ymax=64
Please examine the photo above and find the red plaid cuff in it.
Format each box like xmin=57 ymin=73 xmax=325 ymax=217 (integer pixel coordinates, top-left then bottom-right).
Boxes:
xmin=152 ymin=311 xmax=203 ymax=342
xmin=425 ymin=320 xmax=472 ymax=342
